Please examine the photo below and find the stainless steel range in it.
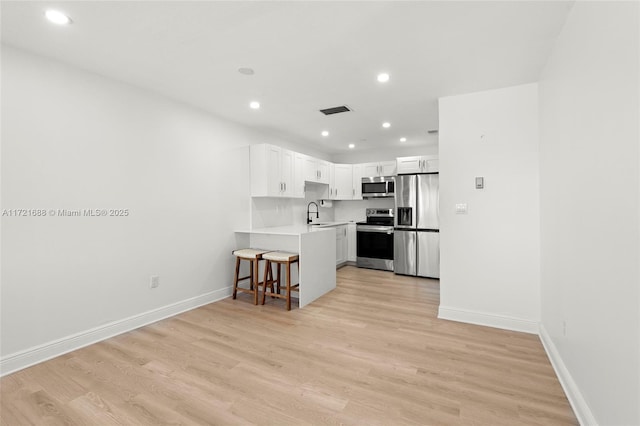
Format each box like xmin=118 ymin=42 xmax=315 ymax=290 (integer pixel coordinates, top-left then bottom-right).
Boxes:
xmin=356 ymin=208 xmax=394 ymax=271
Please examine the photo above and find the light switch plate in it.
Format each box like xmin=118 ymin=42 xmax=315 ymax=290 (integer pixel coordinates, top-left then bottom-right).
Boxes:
xmin=455 ymin=203 xmax=468 ymax=214
xmin=475 ymin=177 xmax=484 ymax=189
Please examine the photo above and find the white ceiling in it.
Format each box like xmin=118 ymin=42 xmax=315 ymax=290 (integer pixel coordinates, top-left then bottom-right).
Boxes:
xmin=1 ymin=1 xmax=573 ymax=154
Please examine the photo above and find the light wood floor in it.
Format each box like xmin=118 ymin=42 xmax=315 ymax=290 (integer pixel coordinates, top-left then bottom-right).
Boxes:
xmin=1 ymin=266 xmax=577 ymax=425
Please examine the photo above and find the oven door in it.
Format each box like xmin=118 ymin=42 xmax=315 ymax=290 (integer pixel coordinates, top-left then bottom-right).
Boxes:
xmin=356 ymin=225 xmax=394 ymax=271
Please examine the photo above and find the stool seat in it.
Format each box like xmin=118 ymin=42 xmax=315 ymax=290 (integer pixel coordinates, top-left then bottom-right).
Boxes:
xmin=232 ymin=248 xmax=270 ymax=305
xmin=261 ymin=251 xmax=300 ymax=311
xmin=233 ymin=248 xmax=269 ymax=259
xmin=263 ymin=251 xmax=299 ymax=262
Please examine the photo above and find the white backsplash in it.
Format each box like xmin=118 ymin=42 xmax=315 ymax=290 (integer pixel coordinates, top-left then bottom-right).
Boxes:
xmin=251 ymin=183 xmax=395 ymax=228
xmin=251 ymin=182 xmax=335 ymax=228
xmin=334 ymin=197 xmax=394 ymax=223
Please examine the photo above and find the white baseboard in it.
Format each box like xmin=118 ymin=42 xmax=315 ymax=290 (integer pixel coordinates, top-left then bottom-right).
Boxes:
xmin=538 ymin=324 xmax=598 ymax=426
xmin=0 ymin=286 xmax=233 ymax=377
xmin=437 ymin=305 xmax=539 ymax=334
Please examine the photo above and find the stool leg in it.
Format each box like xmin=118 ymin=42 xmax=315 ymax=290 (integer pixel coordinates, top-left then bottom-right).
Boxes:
xmin=232 ymin=257 xmax=241 ymax=299
xmin=249 ymin=260 xmax=254 ymax=291
xmin=276 ymin=263 xmax=282 ymax=295
xmin=253 ymin=258 xmax=260 ymax=305
xmin=268 ymin=263 xmax=275 ymax=296
xmin=261 ymin=259 xmax=269 ymax=305
xmin=286 ymin=261 xmax=292 ymax=311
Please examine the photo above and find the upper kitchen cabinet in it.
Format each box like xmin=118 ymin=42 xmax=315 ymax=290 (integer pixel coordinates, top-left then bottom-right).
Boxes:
xmin=396 ymin=156 xmax=439 ymax=174
xmin=352 ymin=164 xmax=365 ymax=200
xmin=293 ymin=152 xmax=307 ymax=198
xmin=304 ymin=157 xmax=330 ymax=184
xmin=327 ymin=164 xmax=353 ymax=200
xmin=250 ymin=144 xmax=297 ymax=198
xmin=362 ymin=161 xmax=397 ymax=177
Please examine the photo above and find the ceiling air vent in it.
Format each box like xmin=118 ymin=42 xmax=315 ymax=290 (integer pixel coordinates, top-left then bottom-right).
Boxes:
xmin=319 ymin=105 xmax=352 ymax=115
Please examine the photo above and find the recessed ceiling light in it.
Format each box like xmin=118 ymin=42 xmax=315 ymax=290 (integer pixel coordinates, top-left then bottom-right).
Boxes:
xmin=238 ymin=67 xmax=255 ymax=75
xmin=377 ymin=73 xmax=390 ymax=83
xmin=249 ymin=101 xmax=260 ymax=109
xmin=400 ymin=137 xmax=407 ymax=142
xmin=348 ymin=143 xmax=355 ymax=149
xmin=382 ymin=122 xmax=391 ymax=128
xmin=45 ymin=9 xmax=72 ymax=25
xmin=321 ymin=131 xmax=329 ymax=137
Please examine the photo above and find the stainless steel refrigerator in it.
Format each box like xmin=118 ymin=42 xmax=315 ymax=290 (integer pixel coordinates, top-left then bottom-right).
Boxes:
xmin=394 ymin=173 xmax=440 ymax=278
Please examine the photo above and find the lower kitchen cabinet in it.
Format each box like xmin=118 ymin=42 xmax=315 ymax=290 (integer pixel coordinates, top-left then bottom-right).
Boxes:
xmin=335 ymin=225 xmax=347 ymax=266
xmin=347 ymin=223 xmax=357 ymax=262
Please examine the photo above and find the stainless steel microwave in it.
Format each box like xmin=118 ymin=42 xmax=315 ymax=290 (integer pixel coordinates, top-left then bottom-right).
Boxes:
xmin=362 ymin=176 xmax=395 ymax=198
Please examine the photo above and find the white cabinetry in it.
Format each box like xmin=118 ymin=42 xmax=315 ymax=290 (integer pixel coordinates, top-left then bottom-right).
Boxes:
xmin=352 ymin=164 xmax=364 ymax=200
xmin=304 ymin=157 xmax=330 ymax=184
xmin=396 ymin=156 xmax=439 ymax=174
xmin=335 ymin=225 xmax=347 ymax=266
xmin=362 ymin=161 xmax=397 ymax=177
xmin=328 ymin=164 xmax=353 ymax=200
xmin=250 ymin=144 xmax=295 ymax=197
xmin=293 ymin=153 xmax=307 ymax=198
xmin=321 ymin=224 xmax=348 ymax=266
xmin=347 ymin=223 xmax=357 ymax=262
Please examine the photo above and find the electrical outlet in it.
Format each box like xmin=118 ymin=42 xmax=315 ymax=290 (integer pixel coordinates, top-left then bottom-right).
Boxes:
xmin=150 ymin=275 xmax=160 ymax=289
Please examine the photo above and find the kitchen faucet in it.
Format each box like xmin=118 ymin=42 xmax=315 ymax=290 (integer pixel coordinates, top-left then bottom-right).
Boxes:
xmin=307 ymin=202 xmax=319 ymax=224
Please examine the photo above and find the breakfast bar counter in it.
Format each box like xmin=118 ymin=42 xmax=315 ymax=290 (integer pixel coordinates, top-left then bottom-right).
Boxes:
xmin=234 ymin=226 xmax=336 ymax=308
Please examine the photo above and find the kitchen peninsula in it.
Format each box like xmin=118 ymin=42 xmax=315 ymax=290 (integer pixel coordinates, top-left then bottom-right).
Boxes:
xmin=235 ymin=225 xmax=336 ymax=308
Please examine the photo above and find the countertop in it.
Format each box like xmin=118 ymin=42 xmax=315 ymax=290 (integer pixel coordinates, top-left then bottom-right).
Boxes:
xmin=235 ymin=221 xmax=356 ymax=236
xmin=307 ymin=221 xmax=354 ymax=228
xmin=235 ymin=225 xmax=333 ymax=236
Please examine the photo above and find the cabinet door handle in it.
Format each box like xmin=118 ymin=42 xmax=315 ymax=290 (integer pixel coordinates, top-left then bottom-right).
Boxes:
xmin=284 ymin=182 xmax=286 ymax=192
xmin=336 ymin=189 xmax=338 ymax=197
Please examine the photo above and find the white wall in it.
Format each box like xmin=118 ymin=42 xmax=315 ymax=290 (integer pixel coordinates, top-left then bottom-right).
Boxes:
xmin=0 ymin=47 xmax=307 ymax=373
xmin=438 ymin=83 xmax=540 ymax=333
xmin=538 ymin=2 xmax=639 ymax=425
xmin=330 ymin=140 xmax=438 ymax=164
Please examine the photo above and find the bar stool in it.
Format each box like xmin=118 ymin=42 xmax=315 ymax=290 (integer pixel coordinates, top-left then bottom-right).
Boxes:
xmin=261 ymin=251 xmax=299 ymax=311
xmin=232 ymin=248 xmax=269 ymax=305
